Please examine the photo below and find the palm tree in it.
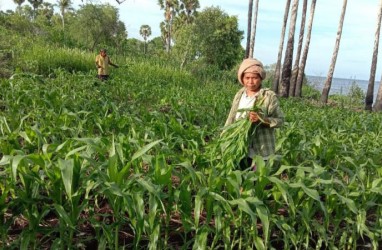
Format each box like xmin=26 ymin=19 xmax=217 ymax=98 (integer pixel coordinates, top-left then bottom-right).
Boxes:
xmin=248 ymin=0 xmax=259 ymax=58
xmin=320 ymin=0 xmax=347 ymax=104
xmin=13 ymin=0 xmax=25 ymax=12
xmin=160 ymin=21 xmax=169 ymax=49
xmin=179 ymin=0 xmax=199 ymax=24
xmin=365 ymin=0 xmax=382 ymax=111
xmin=289 ymin=0 xmax=307 ymax=97
xmin=172 ymin=0 xmax=199 ymax=35
xmin=280 ymin=0 xmax=299 ymax=98
xmin=272 ymin=0 xmax=291 ymax=94
xmin=39 ymin=2 xmax=54 ymax=19
xmin=27 ymin=0 xmax=43 ymax=19
xmin=140 ymin=25 xmax=152 ymax=54
xmin=295 ymin=0 xmax=317 ymax=97
xmin=158 ymin=0 xmax=179 ymax=52
xmin=245 ymin=0 xmax=253 ymax=58
xmin=57 ymin=0 xmax=72 ymax=30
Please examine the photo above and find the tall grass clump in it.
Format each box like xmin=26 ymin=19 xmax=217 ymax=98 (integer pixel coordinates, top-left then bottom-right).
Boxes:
xmin=15 ymin=45 xmax=95 ymax=75
xmin=329 ymin=81 xmax=365 ymax=109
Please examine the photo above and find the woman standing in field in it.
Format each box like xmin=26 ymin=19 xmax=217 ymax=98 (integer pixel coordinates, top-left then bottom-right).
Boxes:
xmin=225 ymin=58 xmax=284 ymax=170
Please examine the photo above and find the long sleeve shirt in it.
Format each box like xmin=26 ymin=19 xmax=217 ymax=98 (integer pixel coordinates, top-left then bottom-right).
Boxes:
xmin=95 ymin=55 xmax=114 ymax=76
xmin=225 ymin=87 xmax=284 ymax=159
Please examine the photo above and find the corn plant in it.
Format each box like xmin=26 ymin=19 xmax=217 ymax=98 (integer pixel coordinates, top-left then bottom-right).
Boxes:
xmin=1 ymin=51 xmax=382 ymax=249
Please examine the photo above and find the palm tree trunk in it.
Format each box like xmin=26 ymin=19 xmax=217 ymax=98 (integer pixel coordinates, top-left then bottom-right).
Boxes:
xmin=165 ymin=5 xmax=172 ymax=53
xmin=295 ymin=0 xmax=317 ymax=97
xmin=366 ymin=0 xmax=382 ymax=111
xmin=321 ymin=0 xmax=347 ymax=104
xmin=249 ymin=0 xmax=259 ymax=58
xmin=246 ymin=0 xmax=253 ymax=58
xmin=167 ymin=20 xmax=172 ymax=52
xmin=374 ymin=78 xmax=382 ymax=111
xmin=60 ymin=8 xmax=65 ymax=31
xmin=180 ymin=40 xmax=191 ymax=69
xmin=280 ymin=0 xmax=299 ymax=98
xmin=289 ymin=0 xmax=307 ymax=97
xmin=273 ymin=0 xmax=291 ymax=94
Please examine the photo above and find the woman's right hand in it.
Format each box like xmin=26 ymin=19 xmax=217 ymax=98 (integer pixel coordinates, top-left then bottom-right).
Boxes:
xmin=249 ymin=111 xmax=260 ymax=123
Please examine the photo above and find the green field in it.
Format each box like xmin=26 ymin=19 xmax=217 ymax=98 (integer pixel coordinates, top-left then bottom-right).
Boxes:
xmin=1 ymin=55 xmax=381 ymax=249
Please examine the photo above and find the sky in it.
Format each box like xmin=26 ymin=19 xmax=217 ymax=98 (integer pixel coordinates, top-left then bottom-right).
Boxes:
xmin=1 ymin=0 xmax=382 ymax=80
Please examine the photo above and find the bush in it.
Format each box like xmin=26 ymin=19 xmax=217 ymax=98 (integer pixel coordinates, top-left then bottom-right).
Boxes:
xmin=0 ymin=50 xmax=14 ymax=78
xmin=15 ymin=45 xmax=95 ymax=76
xmin=347 ymin=81 xmax=365 ymax=106
xmin=186 ymin=61 xmax=237 ymax=84
xmin=328 ymin=81 xmax=365 ymax=109
xmin=302 ymin=84 xmax=321 ymax=100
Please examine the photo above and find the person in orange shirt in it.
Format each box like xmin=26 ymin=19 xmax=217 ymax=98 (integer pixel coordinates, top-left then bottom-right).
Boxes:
xmin=95 ymin=48 xmax=119 ymax=81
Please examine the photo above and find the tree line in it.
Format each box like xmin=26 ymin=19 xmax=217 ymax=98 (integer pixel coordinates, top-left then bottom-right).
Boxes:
xmin=3 ymin=0 xmax=382 ymax=111
xmin=2 ymin=0 xmax=243 ymax=70
xmin=245 ymin=0 xmax=382 ymax=111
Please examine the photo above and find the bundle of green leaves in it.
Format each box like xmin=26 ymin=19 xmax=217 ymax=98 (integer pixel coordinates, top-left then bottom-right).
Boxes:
xmin=207 ymin=97 xmax=265 ymax=172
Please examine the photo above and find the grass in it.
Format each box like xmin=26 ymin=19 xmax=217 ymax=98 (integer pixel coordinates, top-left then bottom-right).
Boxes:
xmin=0 ymin=51 xmax=382 ymax=249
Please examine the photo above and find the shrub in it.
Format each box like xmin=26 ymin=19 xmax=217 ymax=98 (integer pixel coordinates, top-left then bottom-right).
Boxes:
xmin=15 ymin=45 xmax=95 ymax=75
xmin=347 ymin=81 xmax=365 ymax=107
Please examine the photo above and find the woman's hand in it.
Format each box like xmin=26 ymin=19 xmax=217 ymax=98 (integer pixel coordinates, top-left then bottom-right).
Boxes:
xmin=249 ymin=111 xmax=271 ymax=126
xmin=249 ymin=111 xmax=260 ymax=123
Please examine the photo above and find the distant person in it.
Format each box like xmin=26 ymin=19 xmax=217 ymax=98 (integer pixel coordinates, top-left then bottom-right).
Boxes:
xmin=224 ymin=58 xmax=284 ymax=170
xmin=95 ymin=48 xmax=119 ymax=81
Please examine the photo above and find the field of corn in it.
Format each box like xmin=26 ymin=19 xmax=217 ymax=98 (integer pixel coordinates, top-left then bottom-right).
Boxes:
xmin=1 ymin=54 xmax=382 ymax=249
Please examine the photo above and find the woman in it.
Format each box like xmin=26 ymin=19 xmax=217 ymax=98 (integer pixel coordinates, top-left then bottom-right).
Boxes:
xmin=225 ymin=58 xmax=284 ymax=169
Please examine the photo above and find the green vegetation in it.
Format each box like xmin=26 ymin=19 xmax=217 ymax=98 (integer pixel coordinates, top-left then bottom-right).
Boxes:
xmin=329 ymin=81 xmax=366 ymax=110
xmin=1 ymin=49 xmax=382 ymax=248
xmin=1 ymin=2 xmax=382 ymax=249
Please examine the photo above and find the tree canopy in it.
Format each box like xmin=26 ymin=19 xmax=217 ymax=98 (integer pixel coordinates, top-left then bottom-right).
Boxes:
xmin=1 ymin=1 xmax=244 ymax=75
xmin=194 ymin=7 xmax=244 ymax=70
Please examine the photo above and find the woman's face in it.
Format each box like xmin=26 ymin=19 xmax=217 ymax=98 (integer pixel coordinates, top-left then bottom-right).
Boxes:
xmin=242 ymin=72 xmax=262 ymax=92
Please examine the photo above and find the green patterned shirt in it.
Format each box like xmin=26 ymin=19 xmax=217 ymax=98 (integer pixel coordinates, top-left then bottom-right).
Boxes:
xmin=224 ymin=87 xmax=284 ymax=159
